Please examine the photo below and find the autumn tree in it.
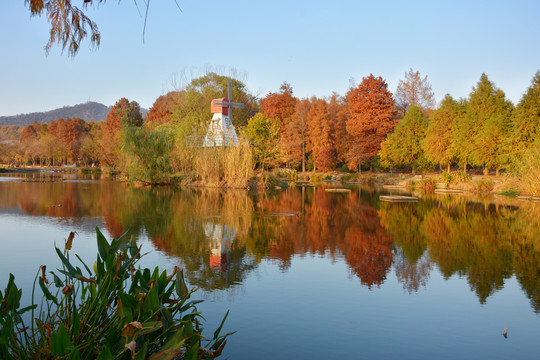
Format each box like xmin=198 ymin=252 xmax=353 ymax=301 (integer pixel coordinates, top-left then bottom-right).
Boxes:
xmin=512 ymin=71 xmax=540 ymax=152
xmin=379 ymin=105 xmax=429 ymax=173
xmin=244 ymin=113 xmax=280 ymax=170
xmin=346 ymin=74 xmax=396 ymax=171
xmin=171 ymin=73 xmax=258 ymax=135
xmin=260 ymin=82 xmax=298 ymax=166
xmin=467 ymin=74 xmax=514 ymax=175
xmin=79 ymin=121 xmax=103 ymax=166
xmin=328 ymin=93 xmax=349 ymax=165
xmin=395 ymin=68 xmax=436 ymax=115
xmin=423 ymin=94 xmax=465 ymax=171
xmin=146 ymin=91 xmax=186 ymax=127
xmin=306 ymin=98 xmax=336 ymax=171
xmin=260 ymin=82 xmax=297 ymax=127
xmin=282 ymin=98 xmax=311 ymax=171
xmin=102 ymin=98 xmax=143 ymax=166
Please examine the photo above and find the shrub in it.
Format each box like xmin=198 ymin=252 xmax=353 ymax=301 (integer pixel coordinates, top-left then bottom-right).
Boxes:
xmin=416 ymin=178 xmax=437 ymax=193
xmin=0 ymin=229 xmax=232 ymax=359
xmin=275 ymin=168 xmax=297 ymax=180
xmin=472 ymin=178 xmax=495 ymax=193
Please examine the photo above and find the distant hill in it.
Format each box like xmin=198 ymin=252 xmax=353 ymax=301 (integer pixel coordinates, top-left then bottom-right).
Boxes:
xmin=0 ymin=102 xmax=112 ymax=126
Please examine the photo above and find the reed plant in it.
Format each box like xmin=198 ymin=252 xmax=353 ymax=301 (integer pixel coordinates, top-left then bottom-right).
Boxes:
xmin=192 ymin=138 xmax=254 ymax=188
xmin=416 ymin=178 xmax=437 ymax=193
xmin=0 ymin=229 xmax=232 ymax=359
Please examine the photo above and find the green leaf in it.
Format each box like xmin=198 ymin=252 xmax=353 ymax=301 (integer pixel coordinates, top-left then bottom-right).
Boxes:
xmin=50 ymin=324 xmax=72 ymax=356
xmin=133 ymin=341 xmax=149 ymax=360
xmin=143 ymin=285 xmax=160 ymax=313
xmin=213 ymin=310 xmax=230 ymax=340
xmin=55 ymin=247 xmax=79 ymax=278
xmin=75 ymin=254 xmax=92 ymax=276
xmin=39 ymin=277 xmax=58 ymax=305
xmin=52 ymin=272 xmax=63 ymax=287
xmin=96 ymin=227 xmax=110 ymax=262
xmin=176 ymin=270 xmax=188 ymax=298
xmin=96 ymin=345 xmax=113 ymax=360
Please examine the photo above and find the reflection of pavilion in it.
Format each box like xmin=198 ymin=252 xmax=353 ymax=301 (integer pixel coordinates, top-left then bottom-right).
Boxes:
xmin=204 ymin=222 xmax=236 ymax=271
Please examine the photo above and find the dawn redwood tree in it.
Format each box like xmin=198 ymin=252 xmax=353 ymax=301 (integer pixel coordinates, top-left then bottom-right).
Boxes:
xmin=379 ymin=105 xmax=428 ymax=173
xmin=307 ymin=98 xmax=335 ymax=172
xmin=395 ymin=68 xmax=436 ymax=115
xmin=346 ymin=74 xmax=396 ymax=171
xmin=512 ymin=71 xmax=540 ymax=152
xmin=423 ymin=94 xmax=465 ymax=171
xmin=328 ymin=93 xmax=349 ymax=165
xmin=260 ymin=82 xmax=297 ymax=128
xmin=467 ymin=73 xmax=513 ymax=175
xmin=24 ymin=0 xmax=178 ymax=57
xmin=283 ymin=98 xmax=311 ymax=171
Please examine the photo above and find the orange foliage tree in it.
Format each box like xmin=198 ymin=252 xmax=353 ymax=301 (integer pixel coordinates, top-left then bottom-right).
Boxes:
xmin=282 ymin=98 xmax=311 ymax=171
xmin=307 ymin=98 xmax=336 ymax=171
xmin=260 ymin=82 xmax=297 ymax=127
xmin=346 ymin=74 xmax=396 ymax=171
xmin=146 ymin=91 xmax=185 ymax=127
xmin=102 ymin=98 xmax=143 ymax=166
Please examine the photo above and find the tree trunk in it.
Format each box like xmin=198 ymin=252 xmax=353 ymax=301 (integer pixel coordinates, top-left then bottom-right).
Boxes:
xmin=447 ymin=162 xmax=451 ymax=173
xmin=496 ymin=167 xmax=500 ymax=177
xmin=463 ymin=161 xmax=467 ymax=173
xmin=483 ymin=166 xmax=489 ymax=176
xmin=302 ymin=142 xmax=305 ymax=173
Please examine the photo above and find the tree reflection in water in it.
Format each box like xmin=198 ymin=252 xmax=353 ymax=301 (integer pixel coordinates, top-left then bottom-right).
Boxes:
xmin=1 ymin=177 xmax=539 ymax=312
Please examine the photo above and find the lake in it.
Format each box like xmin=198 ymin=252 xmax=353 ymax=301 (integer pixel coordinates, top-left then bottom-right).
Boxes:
xmin=1 ymin=171 xmax=539 ymax=359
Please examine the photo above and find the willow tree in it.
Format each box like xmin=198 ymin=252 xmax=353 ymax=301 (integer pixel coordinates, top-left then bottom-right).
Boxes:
xmin=346 ymin=74 xmax=396 ymax=171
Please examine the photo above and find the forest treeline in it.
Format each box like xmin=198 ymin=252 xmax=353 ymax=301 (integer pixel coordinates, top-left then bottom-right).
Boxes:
xmin=1 ymin=70 xmax=539 ymax=188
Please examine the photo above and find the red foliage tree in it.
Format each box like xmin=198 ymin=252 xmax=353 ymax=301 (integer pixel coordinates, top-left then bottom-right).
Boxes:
xmin=146 ymin=91 xmax=185 ymax=126
xmin=260 ymin=82 xmax=297 ymax=127
xmin=307 ymin=98 xmax=336 ymax=171
xmin=102 ymin=98 xmax=143 ymax=165
xmin=346 ymin=74 xmax=397 ymax=171
xmin=282 ymin=99 xmax=311 ymax=171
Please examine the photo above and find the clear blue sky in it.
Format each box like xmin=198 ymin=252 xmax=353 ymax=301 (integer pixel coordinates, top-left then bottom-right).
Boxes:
xmin=1 ymin=0 xmax=539 ymax=116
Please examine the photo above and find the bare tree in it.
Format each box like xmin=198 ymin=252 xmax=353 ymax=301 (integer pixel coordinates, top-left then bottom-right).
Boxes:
xmin=395 ymin=68 xmax=436 ymax=115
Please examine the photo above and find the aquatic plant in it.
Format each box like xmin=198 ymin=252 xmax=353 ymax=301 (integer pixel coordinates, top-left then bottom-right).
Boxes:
xmin=0 ymin=229 xmax=232 ymax=359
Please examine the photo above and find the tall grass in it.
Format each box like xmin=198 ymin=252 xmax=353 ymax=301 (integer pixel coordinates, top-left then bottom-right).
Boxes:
xmin=0 ymin=229 xmax=232 ymax=359
xmin=192 ymin=138 xmax=254 ymax=188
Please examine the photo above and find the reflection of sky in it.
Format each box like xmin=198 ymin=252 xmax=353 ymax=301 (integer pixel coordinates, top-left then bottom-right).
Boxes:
xmin=198 ymin=255 xmax=539 ymax=359
xmin=1 ymin=179 xmax=540 ymax=359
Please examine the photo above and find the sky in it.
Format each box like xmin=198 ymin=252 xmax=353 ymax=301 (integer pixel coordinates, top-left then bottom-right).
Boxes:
xmin=1 ymin=0 xmax=539 ymax=116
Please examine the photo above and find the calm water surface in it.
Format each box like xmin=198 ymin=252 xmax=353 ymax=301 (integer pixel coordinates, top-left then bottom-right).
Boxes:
xmin=1 ymin=172 xmax=539 ymax=359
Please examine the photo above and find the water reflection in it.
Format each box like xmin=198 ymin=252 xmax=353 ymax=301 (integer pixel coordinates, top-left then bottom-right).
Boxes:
xmin=1 ymin=176 xmax=539 ymax=312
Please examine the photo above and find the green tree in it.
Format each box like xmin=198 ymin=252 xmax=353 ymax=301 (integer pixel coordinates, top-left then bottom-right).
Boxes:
xmin=423 ymin=94 xmax=465 ymax=171
xmin=512 ymin=71 xmax=540 ymax=151
xmin=467 ymin=74 xmax=513 ymax=175
xmin=244 ymin=113 xmax=280 ymax=170
xmin=121 ymin=126 xmax=173 ymax=184
xmin=379 ymin=105 xmax=428 ymax=173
